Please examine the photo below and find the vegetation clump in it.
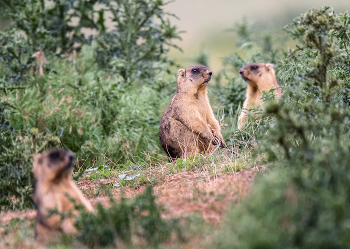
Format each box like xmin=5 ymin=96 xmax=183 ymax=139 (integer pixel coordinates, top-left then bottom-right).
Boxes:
xmin=75 ymin=186 xmax=181 ymax=248
xmin=218 ymin=7 xmax=350 ymax=248
xmin=0 ymin=0 xmax=180 ymax=211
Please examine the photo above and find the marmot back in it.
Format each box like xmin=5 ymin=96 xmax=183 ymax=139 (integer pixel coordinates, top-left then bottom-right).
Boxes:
xmin=159 ymin=65 xmax=226 ymax=162
xmin=33 ymin=149 xmax=93 ymax=244
xmin=238 ymin=63 xmax=282 ymax=129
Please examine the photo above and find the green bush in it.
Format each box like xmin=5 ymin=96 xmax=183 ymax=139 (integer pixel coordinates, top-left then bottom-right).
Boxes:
xmin=1 ymin=0 xmax=97 ymax=54
xmin=1 ymin=0 xmax=181 ymax=80
xmin=3 ymin=44 xmax=173 ymax=166
xmin=95 ymin=0 xmax=182 ymax=81
xmin=0 ymin=0 xmax=179 ymax=211
xmin=217 ymin=7 xmax=350 ymax=248
xmin=0 ymin=28 xmax=36 ymax=85
xmin=0 ymin=128 xmax=61 ymax=211
xmin=75 ymin=186 xmax=180 ymax=248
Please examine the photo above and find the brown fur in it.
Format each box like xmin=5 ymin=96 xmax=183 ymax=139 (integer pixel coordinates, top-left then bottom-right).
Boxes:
xmin=33 ymin=150 xmax=93 ymax=244
xmin=238 ymin=63 xmax=282 ymax=129
xmin=159 ymin=65 xmax=226 ymax=162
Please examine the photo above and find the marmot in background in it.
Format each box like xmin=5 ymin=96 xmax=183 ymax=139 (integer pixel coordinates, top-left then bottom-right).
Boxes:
xmin=33 ymin=150 xmax=93 ymax=244
xmin=238 ymin=63 xmax=282 ymax=129
xmin=159 ymin=65 xmax=226 ymax=162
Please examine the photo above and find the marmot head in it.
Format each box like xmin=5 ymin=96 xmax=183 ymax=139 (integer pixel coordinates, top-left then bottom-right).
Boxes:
xmin=177 ymin=65 xmax=212 ymax=92
xmin=239 ymin=63 xmax=276 ymax=86
xmin=33 ymin=150 xmax=74 ymax=183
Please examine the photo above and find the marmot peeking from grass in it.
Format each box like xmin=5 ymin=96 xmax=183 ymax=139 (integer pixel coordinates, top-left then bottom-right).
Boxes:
xmin=238 ymin=63 xmax=282 ymax=129
xmin=159 ymin=65 xmax=226 ymax=162
xmin=33 ymin=150 xmax=93 ymax=244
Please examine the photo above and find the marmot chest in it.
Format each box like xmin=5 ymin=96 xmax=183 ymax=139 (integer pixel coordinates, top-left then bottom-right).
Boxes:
xmin=191 ymin=98 xmax=211 ymax=120
xmin=246 ymin=87 xmax=263 ymax=108
xmin=41 ymin=181 xmax=79 ymax=211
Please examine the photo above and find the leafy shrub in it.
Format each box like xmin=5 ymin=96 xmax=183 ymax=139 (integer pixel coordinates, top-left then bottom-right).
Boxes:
xmin=0 ymin=0 xmax=96 ymax=54
xmin=216 ymin=75 xmax=246 ymax=116
xmin=95 ymin=0 xmax=182 ymax=81
xmin=224 ymin=17 xmax=287 ymax=72
xmin=75 ymin=186 xmax=180 ymax=248
xmin=0 ymin=134 xmax=34 ymax=211
xmin=0 ymin=128 xmax=60 ymax=211
xmin=1 ymin=0 xmax=181 ymax=80
xmin=0 ymin=28 xmax=35 ymax=85
xmin=4 ymin=45 xmax=173 ymax=166
xmin=217 ymin=7 xmax=350 ymax=248
xmin=0 ymin=0 xmax=180 ymax=211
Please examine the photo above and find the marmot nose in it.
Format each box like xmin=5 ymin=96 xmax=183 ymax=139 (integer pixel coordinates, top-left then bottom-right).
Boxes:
xmin=207 ymin=70 xmax=212 ymax=76
xmin=65 ymin=150 xmax=74 ymax=162
xmin=239 ymin=68 xmax=243 ymax=74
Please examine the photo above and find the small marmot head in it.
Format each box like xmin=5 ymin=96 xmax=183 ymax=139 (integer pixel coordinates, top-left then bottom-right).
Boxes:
xmin=239 ymin=63 xmax=275 ymax=85
xmin=177 ymin=65 xmax=212 ymax=91
xmin=33 ymin=150 xmax=74 ymax=183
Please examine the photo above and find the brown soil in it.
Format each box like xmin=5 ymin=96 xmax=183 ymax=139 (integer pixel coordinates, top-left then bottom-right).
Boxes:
xmin=0 ymin=169 xmax=257 ymax=226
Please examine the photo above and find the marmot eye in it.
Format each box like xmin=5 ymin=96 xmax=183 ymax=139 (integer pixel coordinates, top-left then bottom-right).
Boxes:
xmin=191 ymin=69 xmax=199 ymax=73
xmin=251 ymin=66 xmax=258 ymax=70
xmin=49 ymin=151 xmax=61 ymax=160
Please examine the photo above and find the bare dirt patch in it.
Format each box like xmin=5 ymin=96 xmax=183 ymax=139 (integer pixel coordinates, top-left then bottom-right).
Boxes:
xmin=85 ymin=168 xmax=257 ymax=223
xmin=0 ymin=169 xmax=257 ymax=226
xmin=153 ymin=169 xmax=256 ymax=223
xmin=0 ymin=210 xmax=36 ymax=227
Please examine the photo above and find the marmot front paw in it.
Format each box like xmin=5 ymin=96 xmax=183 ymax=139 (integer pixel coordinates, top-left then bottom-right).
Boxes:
xmin=220 ymin=141 xmax=227 ymax=148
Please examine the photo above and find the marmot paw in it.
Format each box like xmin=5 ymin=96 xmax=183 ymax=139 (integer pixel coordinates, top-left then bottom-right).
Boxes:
xmin=220 ymin=141 xmax=227 ymax=148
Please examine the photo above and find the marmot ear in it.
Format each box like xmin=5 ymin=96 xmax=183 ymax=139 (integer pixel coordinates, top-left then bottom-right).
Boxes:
xmin=265 ymin=63 xmax=274 ymax=72
xmin=178 ymin=68 xmax=186 ymax=78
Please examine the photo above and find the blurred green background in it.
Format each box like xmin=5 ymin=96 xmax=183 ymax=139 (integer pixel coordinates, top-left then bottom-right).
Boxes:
xmin=164 ymin=0 xmax=350 ymax=72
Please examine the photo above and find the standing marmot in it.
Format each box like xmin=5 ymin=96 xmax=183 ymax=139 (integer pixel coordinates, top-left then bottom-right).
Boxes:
xmin=238 ymin=63 xmax=282 ymax=129
xmin=159 ymin=65 xmax=226 ymax=162
xmin=33 ymin=149 xmax=93 ymax=244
